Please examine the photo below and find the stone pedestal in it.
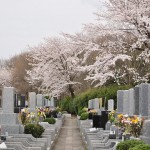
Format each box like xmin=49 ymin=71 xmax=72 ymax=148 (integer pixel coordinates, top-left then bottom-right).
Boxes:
xmin=140 ymin=119 xmax=150 ymax=144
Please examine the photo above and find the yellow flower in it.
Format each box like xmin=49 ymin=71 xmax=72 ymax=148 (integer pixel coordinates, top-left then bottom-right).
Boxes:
xmin=118 ymin=114 xmax=123 ymax=119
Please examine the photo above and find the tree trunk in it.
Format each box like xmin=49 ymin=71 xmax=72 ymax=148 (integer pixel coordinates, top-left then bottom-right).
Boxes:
xmin=68 ymin=84 xmax=75 ymax=98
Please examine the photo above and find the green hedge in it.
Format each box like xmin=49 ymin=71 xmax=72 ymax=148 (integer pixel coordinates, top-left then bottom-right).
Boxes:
xmin=80 ymin=112 xmax=89 ymax=120
xmin=59 ymin=84 xmax=132 ymax=115
xmin=43 ymin=117 xmax=56 ymax=124
xmin=24 ymin=124 xmax=44 ymax=138
xmin=129 ymin=144 xmax=150 ymax=150
xmin=116 ymin=140 xmax=144 ymax=150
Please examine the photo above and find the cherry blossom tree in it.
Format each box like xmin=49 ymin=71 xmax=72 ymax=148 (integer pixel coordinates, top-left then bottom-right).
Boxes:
xmin=0 ymin=60 xmax=11 ymax=86
xmin=26 ymin=37 xmax=80 ymax=98
xmin=64 ymin=0 xmax=150 ymax=86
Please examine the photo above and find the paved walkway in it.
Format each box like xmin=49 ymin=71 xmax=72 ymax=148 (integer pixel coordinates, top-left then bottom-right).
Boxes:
xmin=51 ymin=117 xmax=86 ymax=150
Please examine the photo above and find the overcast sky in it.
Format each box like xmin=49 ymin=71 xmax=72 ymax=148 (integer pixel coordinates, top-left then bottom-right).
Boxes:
xmin=0 ymin=0 xmax=101 ymax=59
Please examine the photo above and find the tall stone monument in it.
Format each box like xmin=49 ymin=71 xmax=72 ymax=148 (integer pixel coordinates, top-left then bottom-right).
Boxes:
xmin=93 ymin=98 xmax=100 ymax=110
xmin=139 ymin=83 xmax=150 ymax=118
xmin=37 ymin=94 xmax=44 ymax=107
xmin=128 ymin=88 xmax=135 ymax=116
xmin=108 ymin=99 xmax=114 ymax=111
xmin=0 ymin=87 xmax=20 ymax=134
xmin=88 ymin=100 xmax=93 ymax=109
xmin=117 ymin=90 xmax=129 ymax=114
xmin=29 ymin=92 xmax=36 ymax=112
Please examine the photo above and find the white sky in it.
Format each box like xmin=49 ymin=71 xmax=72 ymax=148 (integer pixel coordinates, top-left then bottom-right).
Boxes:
xmin=0 ymin=0 xmax=100 ymax=59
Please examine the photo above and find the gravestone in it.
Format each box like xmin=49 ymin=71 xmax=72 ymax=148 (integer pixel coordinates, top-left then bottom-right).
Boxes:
xmin=29 ymin=92 xmax=36 ymax=109
xmin=117 ymin=90 xmax=129 ymax=114
xmin=123 ymin=90 xmax=129 ymax=115
xmin=51 ymin=97 xmax=55 ymax=107
xmin=108 ymin=99 xmax=114 ymax=111
xmin=88 ymin=100 xmax=93 ymax=109
xmin=134 ymin=86 xmax=140 ymax=115
xmin=93 ymin=98 xmax=99 ymax=109
xmin=0 ymin=87 xmax=20 ymax=134
xmin=44 ymin=98 xmax=48 ymax=106
xmin=2 ymin=87 xmax=15 ymax=113
xmin=28 ymin=92 xmax=37 ymax=113
xmin=37 ymin=94 xmax=44 ymax=107
xmin=128 ymin=88 xmax=135 ymax=116
xmin=139 ymin=83 xmax=150 ymax=117
xmin=99 ymin=98 xmax=103 ymax=108
xmin=47 ymin=100 xmax=51 ymax=106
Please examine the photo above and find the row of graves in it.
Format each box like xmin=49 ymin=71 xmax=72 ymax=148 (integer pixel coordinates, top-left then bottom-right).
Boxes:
xmin=78 ymin=83 xmax=150 ymax=150
xmin=0 ymin=87 xmax=65 ymax=150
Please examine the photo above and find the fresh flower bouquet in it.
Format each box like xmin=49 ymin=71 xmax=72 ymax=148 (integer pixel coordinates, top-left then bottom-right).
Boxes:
xmin=27 ymin=112 xmax=38 ymax=123
xmin=36 ymin=107 xmax=46 ymax=119
xmin=130 ymin=115 xmax=144 ymax=137
xmin=108 ymin=110 xmax=116 ymax=123
xmin=115 ymin=114 xmax=144 ymax=137
xmin=18 ymin=108 xmax=29 ymax=125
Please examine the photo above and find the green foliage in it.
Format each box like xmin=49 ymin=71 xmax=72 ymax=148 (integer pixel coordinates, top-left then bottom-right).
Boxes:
xmin=80 ymin=112 xmax=89 ymax=120
xmin=55 ymin=107 xmax=61 ymax=113
xmin=78 ymin=108 xmax=87 ymax=116
xmin=43 ymin=117 xmax=56 ymax=124
xmin=24 ymin=124 xmax=44 ymax=138
xmin=74 ymin=84 xmax=131 ymax=113
xmin=129 ymin=144 xmax=150 ymax=150
xmin=59 ymin=84 xmax=132 ymax=115
xmin=116 ymin=140 xmax=144 ymax=150
xmin=59 ymin=96 xmax=76 ymax=114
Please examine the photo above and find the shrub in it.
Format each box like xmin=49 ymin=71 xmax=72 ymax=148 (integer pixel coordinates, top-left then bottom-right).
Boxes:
xmin=80 ymin=112 xmax=89 ymax=120
xmin=73 ymin=84 xmax=132 ymax=113
xmin=78 ymin=108 xmax=87 ymax=116
xmin=129 ymin=144 xmax=150 ymax=150
xmin=24 ymin=124 xmax=44 ymax=138
xmin=59 ymin=84 xmax=132 ymax=115
xmin=116 ymin=140 xmax=144 ymax=150
xmin=43 ymin=117 xmax=56 ymax=124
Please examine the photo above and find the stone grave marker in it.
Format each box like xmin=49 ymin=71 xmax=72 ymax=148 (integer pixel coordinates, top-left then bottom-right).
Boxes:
xmin=2 ymin=87 xmax=15 ymax=113
xmin=139 ymin=83 xmax=150 ymax=117
xmin=117 ymin=90 xmax=128 ymax=114
xmin=93 ymin=98 xmax=99 ymax=109
xmin=88 ymin=100 xmax=93 ymax=109
xmin=123 ymin=90 xmax=129 ymax=115
xmin=128 ymin=88 xmax=135 ymax=116
xmin=28 ymin=92 xmax=36 ymax=112
xmin=134 ymin=86 xmax=140 ymax=115
xmin=37 ymin=94 xmax=44 ymax=107
xmin=0 ymin=87 xmax=20 ymax=134
xmin=108 ymin=99 xmax=114 ymax=111
xmin=51 ymin=97 xmax=55 ymax=107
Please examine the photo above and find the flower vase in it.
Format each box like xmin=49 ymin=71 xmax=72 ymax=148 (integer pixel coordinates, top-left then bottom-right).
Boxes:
xmin=19 ymin=124 xmax=24 ymax=134
xmin=39 ymin=116 xmax=43 ymax=122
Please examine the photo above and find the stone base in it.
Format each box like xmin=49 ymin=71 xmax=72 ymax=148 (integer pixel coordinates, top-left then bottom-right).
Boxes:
xmin=0 ymin=113 xmax=19 ymax=124
xmin=1 ymin=124 xmax=20 ymax=134
xmin=140 ymin=136 xmax=150 ymax=144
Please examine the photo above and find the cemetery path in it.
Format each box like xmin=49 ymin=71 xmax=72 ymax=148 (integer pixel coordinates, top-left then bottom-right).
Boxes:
xmin=51 ymin=117 xmax=86 ymax=150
